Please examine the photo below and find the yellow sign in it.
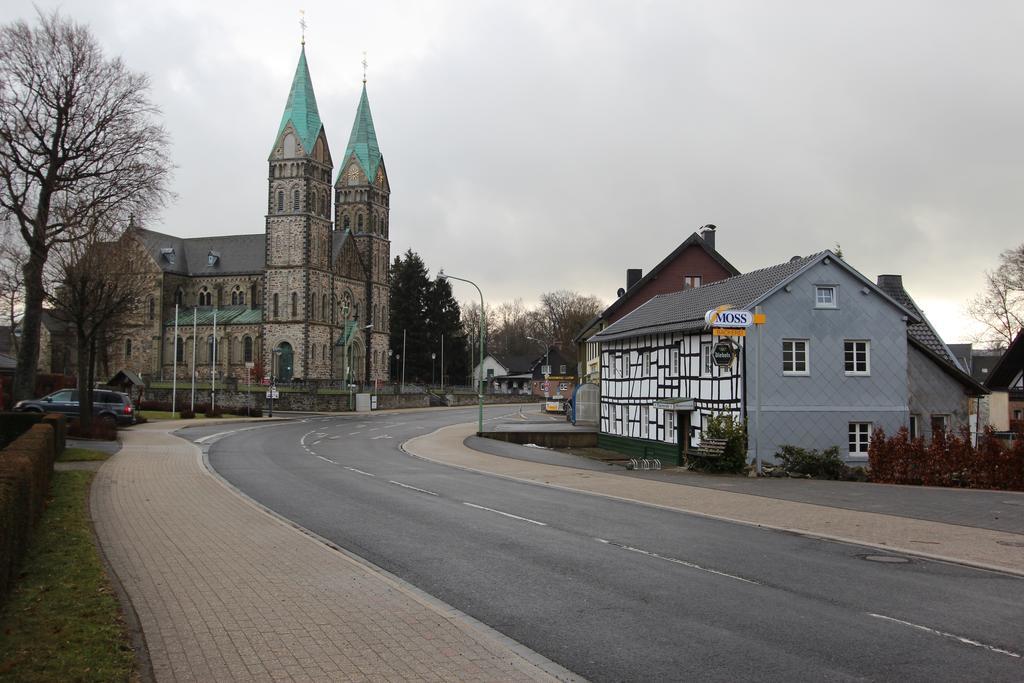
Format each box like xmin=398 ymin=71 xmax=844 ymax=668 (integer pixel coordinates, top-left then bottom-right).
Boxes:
xmin=713 ymin=328 xmax=746 ymax=337
xmin=753 ymin=313 xmax=767 ymax=325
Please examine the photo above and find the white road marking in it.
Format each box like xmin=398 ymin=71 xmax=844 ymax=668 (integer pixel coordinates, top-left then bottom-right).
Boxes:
xmin=371 ymin=435 xmax=393 ymax=440
xmin=867 ymin=613 xmax=1021 ymax=658
xmin=195 ymin=430 xmax=238 ymax=444
xmin=595 ymin=538 xmax=760 ymax=585
xmin=463 ymin=502 xmax=547 ymax=526
xmin=349 ymin=431 xmax=361 ymax=435
xmin=313 ymin=440 xmax=321 ymax=445
xmin=316 ymin=455 xmax=336 ymax=464
xmin=328 ymin=436 xmax=340 ymax=440
xmin=344 ymin=467 xmax=376 ymax=477
xmin=388 ymin=480 xmax=439 ymax=496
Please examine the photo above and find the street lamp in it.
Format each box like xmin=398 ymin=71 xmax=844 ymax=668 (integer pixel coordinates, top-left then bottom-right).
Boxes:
xmin=269 ymin=346 xmax=282 ymax=417
xmin=431 ymin=352 xmax=436 ymax=387
xmin=437 ymin=269 xmax=485 ymax=436
xmin=526 ymin=336 xmax=553 ymax=399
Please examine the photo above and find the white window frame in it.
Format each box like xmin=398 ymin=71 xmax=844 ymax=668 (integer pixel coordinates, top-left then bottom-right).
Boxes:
xmin=615 ymin=353 xmax=623 ymax=378
xmin=848 ymin=422 xmax=871 ymax=456
xmin=700 ymin=342 xmax=714 ymax=377
xmin=844 ymin=340 xmax=870 ymax=376
xmin=815 ymin=285 xmax=838 ymax=309
xmin=643 ymin=351 xmax=651 ymax=376
xmin=671 ymin=347 xmax=680 ymax=375
xmin=665 ymin=410 xmax=675 ymax=442
xmin=782 ymin=339 xmax=809 ymax=376
xmin=909 ymin=414 xmax=920 ymax=440
xmin=684 ymin=275 xmax=702 ymax=290
xmin=641 ymin=405 xmax=649 ymax=438
xmin=931 ymin=414 xmax=950 ymax=435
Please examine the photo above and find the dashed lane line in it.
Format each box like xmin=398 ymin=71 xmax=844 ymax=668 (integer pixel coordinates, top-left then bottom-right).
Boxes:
xmin=388 ymin=481 xmax=439 ymax=496
xmin=463 ymin=503 xmax=547 ymax=526
xmin=316 ymin=455 xmax=337 ymax=464
xmin=595 ymin=538 xmax=760 ymax=585
xmin=344 ymin=466 xmax=376 ymax=477
xmin=867 ymin=613 xmax=1021 ymax=659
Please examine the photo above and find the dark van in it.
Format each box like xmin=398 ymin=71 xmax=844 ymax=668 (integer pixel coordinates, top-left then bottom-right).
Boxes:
xmin=14 ymin=389 xmax=136 ymax=426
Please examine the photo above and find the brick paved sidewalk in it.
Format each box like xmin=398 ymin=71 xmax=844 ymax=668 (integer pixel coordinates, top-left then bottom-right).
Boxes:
xmin=405 ymin=423 xmax=1024 ymax=577
xmin=91 ymin=423 xmax=570 ymax=682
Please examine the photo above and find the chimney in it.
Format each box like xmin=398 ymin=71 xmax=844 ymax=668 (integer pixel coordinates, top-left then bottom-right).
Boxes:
xmin=699 ymin=224 xmax=717 ymax=249
xmin=876 ymin=274 xmax=903 ymax=290
xmin=626 ymin=269 xmax=643 ymax=291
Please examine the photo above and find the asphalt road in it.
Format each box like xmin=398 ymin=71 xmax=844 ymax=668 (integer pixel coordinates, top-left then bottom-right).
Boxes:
xmin=192 ymin=408 xmax=1024 ymax=682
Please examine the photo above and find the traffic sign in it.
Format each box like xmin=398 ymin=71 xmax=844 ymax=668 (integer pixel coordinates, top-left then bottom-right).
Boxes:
xmin=712 ymin=340 xmax=735 ymax=367
xmin=266 ymin=387 xmax=279 ymax=400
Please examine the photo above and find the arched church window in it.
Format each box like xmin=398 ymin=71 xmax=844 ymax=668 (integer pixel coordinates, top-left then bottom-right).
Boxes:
xmin=243 ymin=336 xmax=253 ymax=363
xmin=148 ymin=297 xmax=155 ymax=321
xmin=343 ymin=215 xmax=350 ymax=231
xmin=176 ymin=337 xmax=184 ymax=362
xmin=357 ymin=214 xmax=363 ymax=231
xmin=283 ymin=133 xmax=296 ymax=158
xmin=231 ymin=290 xmax=238 ymax=306
xmin=322 ymin=294 xmax=328 ymax=321
xmin=174 ymin=289 xmax=183 ymax=306
xmin=291 ymin=292 xmax=298 ymax=318
xmin=277 ymin=191 xmax=284 ymax=212
xmin=125 ymin=338 xmax=132 ymax=359
xmin=273 ymin=293 xmax=279 ymax=319
xmin=293 ymin=189 xmax=300 ymax=212
xmin=238 ymin=290 xmax=245 ymax=306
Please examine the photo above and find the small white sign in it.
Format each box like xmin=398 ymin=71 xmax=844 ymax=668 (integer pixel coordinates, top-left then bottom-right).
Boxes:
xmin=266 ymin=388 xmax=279 ymax=400
xmin=704 ymin=309 xmax=753 ymax=328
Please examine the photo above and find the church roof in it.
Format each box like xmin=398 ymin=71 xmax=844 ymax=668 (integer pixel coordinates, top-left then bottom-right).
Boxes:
xmin=275 ymin=46 xmax=324 ymax=154
xmin=135 ymin=228 xmax=265 ymax=276
xmin=341 ymin=84 xmax=381 ymax=182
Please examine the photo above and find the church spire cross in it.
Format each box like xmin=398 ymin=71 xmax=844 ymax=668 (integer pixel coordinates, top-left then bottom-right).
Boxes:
xmin=299 ymin=9 xmax=307 ymax=46
xmin=362 ymin=51 xmax=368 ymax=84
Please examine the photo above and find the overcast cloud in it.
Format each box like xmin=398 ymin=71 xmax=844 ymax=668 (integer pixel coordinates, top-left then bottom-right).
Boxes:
xmin=4 ymin=0 xmax=1022 ymax=342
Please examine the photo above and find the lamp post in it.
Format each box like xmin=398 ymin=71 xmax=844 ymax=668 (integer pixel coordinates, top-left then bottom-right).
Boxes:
xmin=438 ymin=269 xmax=485 ymax=435
xmin=526 ymin=335 xmax=553 ymax=399
xmin=431 ymin=352 xmax=436 ymax=387
xmin=269 ymin=346 xmax=282 ymax=417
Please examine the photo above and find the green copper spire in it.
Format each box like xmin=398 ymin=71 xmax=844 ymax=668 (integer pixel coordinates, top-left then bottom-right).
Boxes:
xmin=275 ymin=46 xmax=323 ymax=154
xmin=341 ymin=84 xmax=381 ymax=182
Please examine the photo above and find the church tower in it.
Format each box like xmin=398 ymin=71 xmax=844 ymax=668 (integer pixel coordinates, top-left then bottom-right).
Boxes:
xmin=263 ymin=45 xmax=334 ymax=380
xmin=335 ymin=81 xmax=391 ymax=382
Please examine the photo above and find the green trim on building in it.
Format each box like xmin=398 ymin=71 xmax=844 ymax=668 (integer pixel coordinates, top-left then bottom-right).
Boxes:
xmin=339 ymin=84 xmax=381 ymax=183
xmin=597 ymin=433 xmax=681 ymax=466
xmin=163 ymin=306 xmax=263 ymax=327
xmin=275 ymin=46 xmax=324 ymax=155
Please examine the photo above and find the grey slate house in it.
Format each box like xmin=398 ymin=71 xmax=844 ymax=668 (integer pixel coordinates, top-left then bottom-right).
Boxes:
xmin=591 ymin=250 xmax=974 ymax=466
xmin=875 ymin=275 xmax=988 ymax=440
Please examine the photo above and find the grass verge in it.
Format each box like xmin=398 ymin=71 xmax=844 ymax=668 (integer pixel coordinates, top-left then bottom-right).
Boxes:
xmin=0 ymin=471 xmax=136 ymax=681
xmin=57 ymin=447 xmax=111 ymax=463
xmin=139 ymin=410 xmax=249 ymax=420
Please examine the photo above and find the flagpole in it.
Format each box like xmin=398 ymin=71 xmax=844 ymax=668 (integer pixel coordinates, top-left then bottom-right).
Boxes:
xmin=191 ymin=312 xmax=197 ymax=411
xmin=172 ymin=304 xmax=179 ymax=414
xmin=211 ymin=308 xmax=217 ymax=412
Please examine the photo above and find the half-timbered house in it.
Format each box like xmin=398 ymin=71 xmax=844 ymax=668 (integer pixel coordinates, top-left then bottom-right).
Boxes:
xmin=591 ymin=250 xmax=963 ymax=466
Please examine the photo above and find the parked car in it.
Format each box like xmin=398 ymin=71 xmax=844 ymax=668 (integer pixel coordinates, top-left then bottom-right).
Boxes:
xmin=14 ymin=388 xmax=136 ymax=426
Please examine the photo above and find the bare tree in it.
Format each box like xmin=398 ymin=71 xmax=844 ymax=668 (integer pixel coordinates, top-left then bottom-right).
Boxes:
xmin=47 ymin=230 xmax=144 ymax=429
xmin=0 ymin=229 xmax=26 ymax=353
xmin=535 ymin=290 xmax=603 ymax=364
xmin=968 ymin=243 xmax=1024 ymax=348
xmin=0 ymin=10 xmax=171 ymax=400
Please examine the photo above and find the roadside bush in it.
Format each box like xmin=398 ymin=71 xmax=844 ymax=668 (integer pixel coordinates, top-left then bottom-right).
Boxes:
xmin=0 ymin=412 xmax=44 ymax=450
xmin=179 ymin=409 xmax=195 ymax=420
xmin=689 ymin=414 xmax=747 ymax=473
xmin=870 ymin=426 xmax=1024 ymax=490
xmin=204 ymin=407 xmax=223 ymax=418
xmin=67 ymin=419 xmax=117 ymax=441
xmin=0 ymin=425 xmax=57 ymax=602
xmin=774 ymin=444 xmax=846 ymax=479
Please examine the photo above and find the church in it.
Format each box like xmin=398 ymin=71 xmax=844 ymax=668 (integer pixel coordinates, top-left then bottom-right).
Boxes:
xmin=113 ymin=44 xmax=392 ymax=385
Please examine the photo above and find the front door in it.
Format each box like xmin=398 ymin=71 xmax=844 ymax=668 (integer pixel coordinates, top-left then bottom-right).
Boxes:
xmin=676 ymin=412 xmax=691 ymax=466
xmin=277 ymin=342 xmax=293 ymax=382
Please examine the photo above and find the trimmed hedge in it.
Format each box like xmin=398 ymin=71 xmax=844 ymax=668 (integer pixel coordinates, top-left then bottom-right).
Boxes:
xmin=0 ymin=412 xmax=49 ymax=451
xmin=0 ymin=423 xmax=59 ymax=602
xmin=869 ymin=426 xmax=1024 ymax=491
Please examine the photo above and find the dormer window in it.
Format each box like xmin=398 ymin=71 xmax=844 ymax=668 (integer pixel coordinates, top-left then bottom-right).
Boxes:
xmin=208 ymin=251 xmax=220 ymax=267
xmin=160 ymin=247 xmax=175 ymax=265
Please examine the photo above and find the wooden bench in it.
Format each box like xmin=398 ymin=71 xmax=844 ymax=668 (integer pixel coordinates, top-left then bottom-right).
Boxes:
xmin=688 ymin=437 xmax=729 ymax=460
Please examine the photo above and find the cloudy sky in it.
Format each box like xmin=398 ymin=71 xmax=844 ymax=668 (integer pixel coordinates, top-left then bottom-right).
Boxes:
xmin=5 ymin=1 xmax=1022 ymax=343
